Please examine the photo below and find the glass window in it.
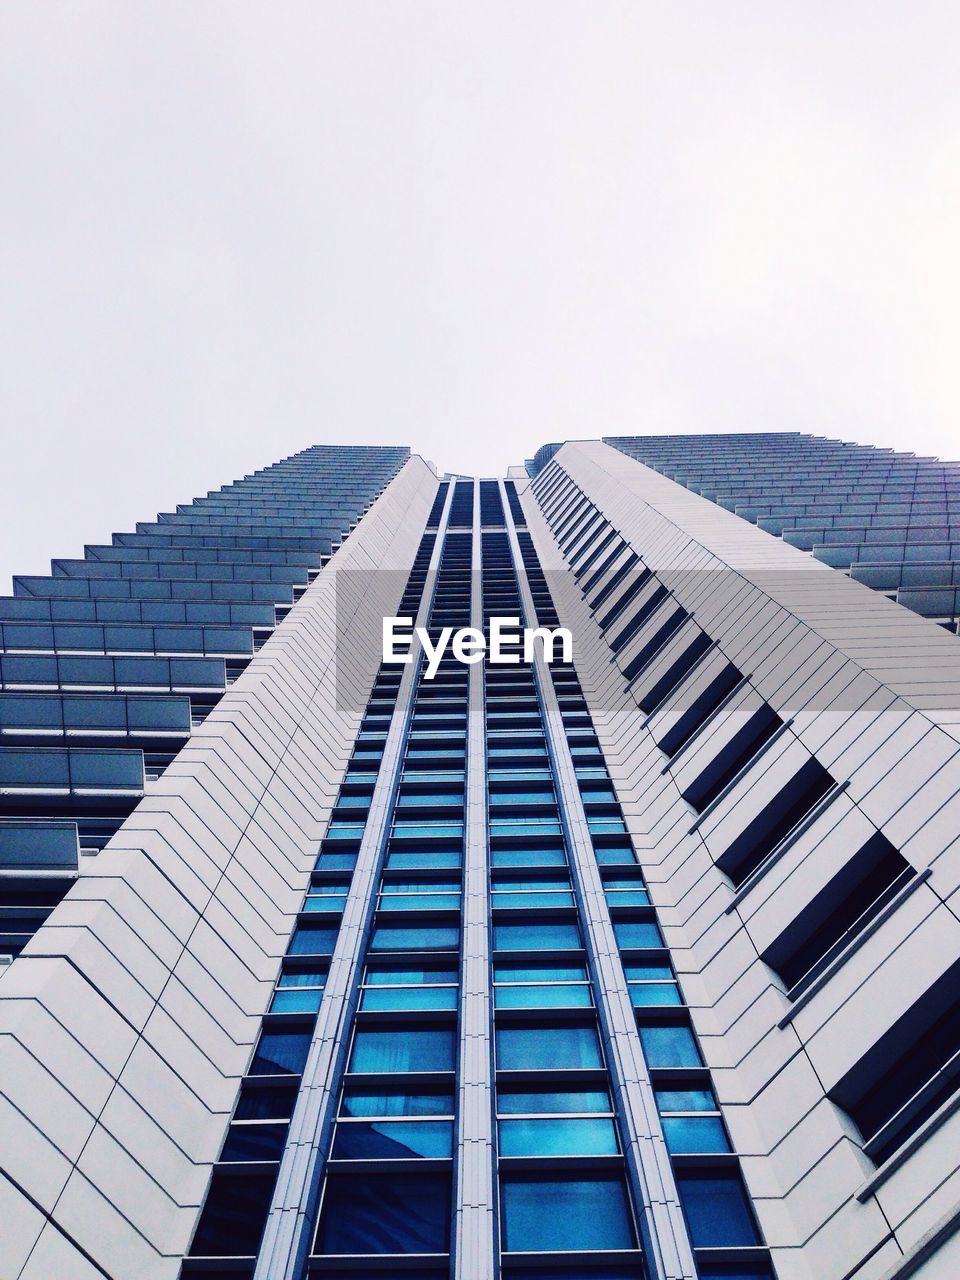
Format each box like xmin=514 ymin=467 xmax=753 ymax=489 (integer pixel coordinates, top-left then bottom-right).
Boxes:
xmin=637 ymin=1023 xmax=702 ymax=1069
xmin=499 ymin=1117 xmax=618 ymax=1156
xmin=249 ymin=1030 xmax=312 ymax=1076
xmin=491 ymin=845 xmax=567 ymax=868
xmin=349 ymin=1027 xmax=456 ymax=1074
xmin=360 ymin=963 xmax=458 ymax=1011
xmin=189 ymin=1170 xmax=275 ymax=1256
xmin=613 ymin=920 xmax=663 ymax=950
xmin=370 ymin=923 xmax=459 ymax=952
xmin=315 ymin=851 xmax=358 ymax=872
xmin=660 ymin=1116 xmax=729 ymax=1154
xmin=500 ymin=1174 xmax=635 ymax=1252
xmin=675 ymin=1170 xmax=760 ymax=1247
xmin=494 ymin=922 xmax=581 ymax=952
xmin=288 ymin=923 xmax=339 ymax=955
xmin=497 ymin=1088 xmax=610 ymax=1113
xmin=340 ymin=1089 xmax=454 ymax=1118
xmin=496 ymin=1024 xmax=602 ymax=1071
xmin=271 ymin=987 xmax=324 ymax=1013
xmin=220 ymin=1121 xmax=288 ymax=1162
xmin=624 ymin=963 xmax=681 ymax=1007
xmin=233 ymin=1085 xmax=298 ymax=1121
xmin=316 ymin=1172 xmax=451 ymax=1255
xmin=386 ymin=847 xmax=462 ymax=871
xmin=332 ymin=1120 xmax=453 ymax=1160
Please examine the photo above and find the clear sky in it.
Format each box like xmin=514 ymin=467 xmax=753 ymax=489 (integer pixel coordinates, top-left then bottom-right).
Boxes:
xmin=2 ymin=3 xmax=959 ymax=589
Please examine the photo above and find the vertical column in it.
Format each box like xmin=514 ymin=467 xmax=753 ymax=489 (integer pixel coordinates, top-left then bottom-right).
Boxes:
xmin=499 ymin=482 xmax=698 ymax=1280
xmin=453 ymin=483 xmax=497 ymax=1278
xmin=253 ymin=482 xmax=453 ymax=1280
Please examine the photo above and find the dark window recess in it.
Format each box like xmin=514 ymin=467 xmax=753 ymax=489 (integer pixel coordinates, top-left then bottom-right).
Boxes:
xmin=503 ymin=481 xmax=526 ymax=527
xmin=588 ymin=553 xmax=639 ymax=611
xmin=831 ymin=959 xmax=960 ymax=1164
xmin=598 ymin=567 xmax=651 ymax=630
xmin=715 ymin=759 xmax=834 ymax=888
xmin=573 ymin=530 xmax=618 ymax=580
xmin=637 ymin=632 xmax=712 ymax=715
xmin=609 ymin=584 xmax=668 ymax=653
xmin=425 ymin=483 xmax=449 ymax=529
xmin=188 ymin=1170 xmax=276 ymax=1256
xmin=764 ymin=834 xmax=913 ymax=994
xmin=480 ymin=480 xmax=506 ymax=525
xmin=578 ymin=539 xmax=623 ymax=591
xmin=656 ymin=662 xmax=742 ymax=758
xmin=683 ymin=705 xmax=781 ymax=814
xmin=620 ymin=610 xmax=687 ymax=684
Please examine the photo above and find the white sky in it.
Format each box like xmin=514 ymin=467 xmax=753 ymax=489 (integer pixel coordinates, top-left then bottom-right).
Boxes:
xmin=2 ymin=3 xmax=960 ymax=590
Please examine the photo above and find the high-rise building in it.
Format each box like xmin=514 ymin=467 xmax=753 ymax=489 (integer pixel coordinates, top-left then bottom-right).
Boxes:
xmin=1 ymin=434 xmax=959 ymax=1280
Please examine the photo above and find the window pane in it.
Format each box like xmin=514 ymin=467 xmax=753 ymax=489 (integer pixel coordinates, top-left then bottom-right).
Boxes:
xmin=655 ymin=1089 xmax=716 ymax=1113
xmin=661 ymin=1115 xmax=729 ymax=1154
xmin=370 ymin=924 xmax=459 ymax=951
xmin=495 ymin=962 xmax=587 ymax=982
xmin=628 ymin=983 xmax=681 ymax=1008
xmin=249 ymin=1031 xmax=311 ymax=1076
xmin=495 ymin=984 xmax=592 ymax=1010
xmin=220 ymin=1122 xmax=288 ymax=1162
xmin=271 ymin=988 xmax=323 ymax=1013
xmin=332 ymin=1120 xmax=453 ymax=1159
xmin=189 ymin=1171 xmax=275 ymax=1256
xmin=233 ymin=1086 xmax=298 ymax=1121
xmin=500 ymin=1174 xmax=635 ymax=1252
xmin=288 ymin=924 xmax=339 ymax=955
xmin=637 ymin=1024 xmax=702 ymax=1069
xmin=676 ymin=1170 xmax=760 ymax=1247
xmin=278 ymin=969 xmax=328 ymax=987
xmin=365 ymin=965 xmax=458 ymax=984
xmin=497 ymin=1088 xmax=610 ymax=1114
xmin=349 ymin=1028 xmax=455 ymax=1074
xmin=494 ymin=922 xmax=581 ymax=952
xmin=613 ymin=921 xmax=663 ymax=949
xmin=361 ymin=986 xmax=458 ymax=1011
xmin=340 ymin=1090 xmax=453 ymax=1118
xmin=316 ymin=1172 xmax=451 ymax=1254
xmin=496 ymin=1025 xmax=602 ymax=1071
xmin=499 ymin=1117 xmax=618 ymax=1156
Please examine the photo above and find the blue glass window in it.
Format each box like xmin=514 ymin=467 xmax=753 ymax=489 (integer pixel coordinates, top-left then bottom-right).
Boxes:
xmin=675 ymin=1170 xmax=760 ymax=1247
xmin=498 ymin=1089 xmax=610 ymax=1113
xmin=660 ymin=1116 xmax=729 ymax=1154
xmin=219 ymin=1121 xmax=288 ymax=1162
xmin=332 ymin=1120 xmax=453 ymax=1159
xmin=340 ymin=1089 xmax=453 ymax=1118
xmin=370 ymin=924 xmax=459 ymax=951
xmin=499 ymin=1174 xmax=635 ymax=1252
xmin=499 ymin=1117 xmax=618 ymax=1156
xmin=349 ymin=1027 xmax=456 ymax=1074
xmin=613 ymin=920 xmax=663 ymax=949
xmin=637 ymin=1023 xmax=701 ymax=1068
xmin=491 ymin=846 xmax=567 ymax=868
xmin=317 ymin=1172 xmax=451 ymax=1254
xmin=249 ymin=1030 xmax=311 ymax=1076
xmin=493 ymin=922 xmax=581 ymax=952
xmin=288 ymin=924 xmax=339 ymax=955
xmin=496 ymin=1024 xmax=602 ymax=1071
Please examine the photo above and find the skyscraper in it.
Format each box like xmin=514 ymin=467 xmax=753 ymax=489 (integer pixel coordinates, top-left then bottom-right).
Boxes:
xmin=2 ymin=434 xmax=959 ymax=1280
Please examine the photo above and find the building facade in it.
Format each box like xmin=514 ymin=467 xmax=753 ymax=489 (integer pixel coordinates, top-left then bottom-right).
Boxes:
xmin=2 ymin=435 xmax=960 ymax=1280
